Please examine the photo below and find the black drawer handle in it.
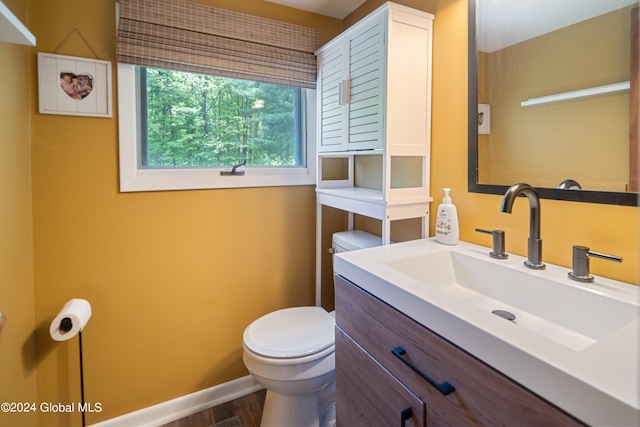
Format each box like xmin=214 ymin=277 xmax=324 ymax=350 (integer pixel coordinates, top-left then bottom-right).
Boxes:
xmin=400 ymin=407 xmax=413 ymax=426
xmin=392 ymin=346 xmax=455 ymax=396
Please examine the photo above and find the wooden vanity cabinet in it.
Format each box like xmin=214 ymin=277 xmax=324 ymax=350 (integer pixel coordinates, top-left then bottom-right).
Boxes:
xmin=334 ymin=274 xmax=586 ymax=426
xmin=336 ymin=329 xmax=425 ymax=426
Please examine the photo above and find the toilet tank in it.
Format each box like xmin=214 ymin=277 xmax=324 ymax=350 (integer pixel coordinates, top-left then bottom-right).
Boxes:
xmin=332 ymin=230 xmax=385 ymax=253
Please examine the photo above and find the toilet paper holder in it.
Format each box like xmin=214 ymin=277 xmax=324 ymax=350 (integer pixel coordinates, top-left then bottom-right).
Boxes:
xmin=51 ymin=299 xmax=91 ymax=427
xmin=59 ymin=317 xmax=73 ymax=333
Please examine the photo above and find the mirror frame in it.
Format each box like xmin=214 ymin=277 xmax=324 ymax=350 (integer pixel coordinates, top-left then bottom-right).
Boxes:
xmin=467 ymin=0 xmax=639 ymax=207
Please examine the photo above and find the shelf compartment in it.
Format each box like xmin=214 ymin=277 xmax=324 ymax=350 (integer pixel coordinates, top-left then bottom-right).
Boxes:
xmin=317 ymin=187 xmax=430 ymax=221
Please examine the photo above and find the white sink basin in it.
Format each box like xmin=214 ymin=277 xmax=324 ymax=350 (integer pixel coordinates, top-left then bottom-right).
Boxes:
xmin=333 ymin=238 xmax=640 ymax=426
xmin=382 ymin=250 xmax=638 ymax=351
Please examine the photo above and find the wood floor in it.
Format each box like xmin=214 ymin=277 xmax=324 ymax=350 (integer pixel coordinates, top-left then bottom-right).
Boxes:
xmin=160 ymin=389 xmax=266 ymax=427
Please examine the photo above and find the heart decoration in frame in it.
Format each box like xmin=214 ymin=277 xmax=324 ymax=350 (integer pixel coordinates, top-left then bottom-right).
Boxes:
xmin=38 ymin=52 xmax=112 ymax=118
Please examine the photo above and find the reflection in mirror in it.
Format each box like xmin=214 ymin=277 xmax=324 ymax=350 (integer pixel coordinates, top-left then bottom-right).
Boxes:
xmin=468 ymin=0 xmax=639 ymax=206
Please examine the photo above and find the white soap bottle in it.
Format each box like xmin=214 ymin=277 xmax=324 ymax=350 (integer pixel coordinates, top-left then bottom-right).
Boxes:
xmin=435 ymin=188 xmax=459 ymax=245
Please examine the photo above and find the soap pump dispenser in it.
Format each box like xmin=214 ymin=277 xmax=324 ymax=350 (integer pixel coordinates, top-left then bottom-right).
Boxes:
xmin=435 ymin=188 xmax=459 ymax=245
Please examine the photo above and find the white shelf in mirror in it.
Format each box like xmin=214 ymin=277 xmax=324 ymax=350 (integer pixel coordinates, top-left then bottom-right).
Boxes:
xmin=0 ymin=1 xmax=35 ymax=46
xmin=521 ymin=81 xmax=630 ymax=107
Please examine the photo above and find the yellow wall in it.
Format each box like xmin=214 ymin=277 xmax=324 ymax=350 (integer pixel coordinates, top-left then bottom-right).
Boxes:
xmin=26 ymin=0 xmax=341 ymax=425
xmin=0 ymin=0 xmax=36 ymax=426
xmin=2 ymin=0 xmax=638 ymax=425
xmin=351 ymin=0 xmax=639 ymax=286
xmin=0 ymin=0 xmax=38 ymax=426
xmin=429 ymin=0 xmax=639 ymax=285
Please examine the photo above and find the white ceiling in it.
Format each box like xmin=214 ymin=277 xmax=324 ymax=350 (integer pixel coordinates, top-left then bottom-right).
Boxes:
xmin=264 ymin=0 xmax=366 ymax=19
xmin=479 ymin=0 xmax=639 ymax=52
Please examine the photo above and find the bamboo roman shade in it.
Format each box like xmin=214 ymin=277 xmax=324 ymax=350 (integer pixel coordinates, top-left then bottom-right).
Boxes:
xmin=117 ymin=0 xmax=320 ymax=88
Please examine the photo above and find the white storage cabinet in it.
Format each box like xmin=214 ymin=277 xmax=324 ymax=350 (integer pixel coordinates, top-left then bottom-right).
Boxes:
xmin=315 ymin=3 xmax=435 ymax=304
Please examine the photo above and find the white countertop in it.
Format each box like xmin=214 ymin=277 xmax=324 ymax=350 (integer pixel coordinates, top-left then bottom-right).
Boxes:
xmin=334 ymin=238 xmax=640 ymax=426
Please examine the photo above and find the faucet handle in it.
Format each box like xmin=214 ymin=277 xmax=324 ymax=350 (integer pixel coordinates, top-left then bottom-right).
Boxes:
xmin=475 ymin=228 xmax=508 ymax=259
xmin=568 ymin=245 xmax=622 ymax=283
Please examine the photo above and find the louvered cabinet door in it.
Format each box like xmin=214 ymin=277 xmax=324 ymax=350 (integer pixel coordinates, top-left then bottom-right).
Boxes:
xmin=318 ymin=41 xmax=348 ymax=152
xmin=346 ymin=13 xmax=385 ymax=151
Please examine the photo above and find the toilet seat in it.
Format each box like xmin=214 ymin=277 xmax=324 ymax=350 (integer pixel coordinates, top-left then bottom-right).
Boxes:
xmin=243 ymin=307 xmax=335 ymax=359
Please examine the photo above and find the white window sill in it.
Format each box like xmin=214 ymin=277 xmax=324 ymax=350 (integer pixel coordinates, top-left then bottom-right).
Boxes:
xmin=119 ymin=167 xmax=316 ymax=192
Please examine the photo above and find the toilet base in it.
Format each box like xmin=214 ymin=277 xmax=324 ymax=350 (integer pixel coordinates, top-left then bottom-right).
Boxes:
xmin=259 ymin=386 xmax=336 ymax=427
xmin=260 ymin=390 xmax=320 ymax=427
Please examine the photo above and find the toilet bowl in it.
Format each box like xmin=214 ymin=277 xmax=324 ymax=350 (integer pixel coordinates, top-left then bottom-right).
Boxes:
xmin=243 ymin=306 xmax=336 ymax=427
xmin=242 ymin=230 xmax=384 ymax=427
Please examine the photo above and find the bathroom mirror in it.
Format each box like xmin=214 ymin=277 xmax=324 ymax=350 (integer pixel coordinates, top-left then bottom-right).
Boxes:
xmin=468 ymin=0 xmax=639 ymax=206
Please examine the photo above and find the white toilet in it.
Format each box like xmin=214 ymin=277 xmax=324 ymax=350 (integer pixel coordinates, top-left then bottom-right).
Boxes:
xmin=242 ymin=230 xmax=384 ymax=427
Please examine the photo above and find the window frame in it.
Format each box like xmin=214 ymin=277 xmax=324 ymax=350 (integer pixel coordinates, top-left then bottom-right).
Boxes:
xmin=117 ymin=64 xmax=317 ymax=192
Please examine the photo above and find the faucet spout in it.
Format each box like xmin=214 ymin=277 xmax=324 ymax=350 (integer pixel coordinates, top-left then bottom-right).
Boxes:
xmin=501 ymin=183 xmax=545 ymax=269
xmin=501 ymin=183 xmax=541 ymax=239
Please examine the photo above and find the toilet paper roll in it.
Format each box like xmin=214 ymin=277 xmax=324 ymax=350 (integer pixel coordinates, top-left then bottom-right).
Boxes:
xmin=49 ymin=299 xmax=92 ymax=341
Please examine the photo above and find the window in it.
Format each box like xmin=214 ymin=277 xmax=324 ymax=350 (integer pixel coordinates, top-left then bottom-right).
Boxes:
xmin=116 ymin=0 xmax=319 ymax=191
xmin=139 ymin=66 xmax=305 ymax=169
xmin=118 ymin=64 xmax=316 ymax=192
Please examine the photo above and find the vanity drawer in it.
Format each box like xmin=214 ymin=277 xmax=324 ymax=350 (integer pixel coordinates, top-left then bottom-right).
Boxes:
xmin=334 ymin=274 xmax=585 ymax=427
xmin=336 ymin=327 xmax=426 ymax=427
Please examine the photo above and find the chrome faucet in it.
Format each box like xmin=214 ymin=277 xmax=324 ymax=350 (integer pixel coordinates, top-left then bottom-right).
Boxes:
xmin=500 ymin=183 xmax=545 ymax=269
xmin=557 ymin=179 xmax=582 ymax=189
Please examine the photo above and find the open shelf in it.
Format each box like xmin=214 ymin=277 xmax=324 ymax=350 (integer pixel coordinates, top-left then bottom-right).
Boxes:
xmin=0 ymin=1 xmax=35 ymax=46
xmin=521 ymin=81 xmax=630 ymax=107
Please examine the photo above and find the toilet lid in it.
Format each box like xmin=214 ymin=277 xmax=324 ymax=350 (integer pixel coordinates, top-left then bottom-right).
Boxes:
xmin=243 ymin=307 xmax=335 ymax=358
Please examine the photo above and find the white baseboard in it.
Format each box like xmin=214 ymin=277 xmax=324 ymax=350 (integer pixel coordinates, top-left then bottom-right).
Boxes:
xmin=90 ymin=375 xmax=262 ymax=427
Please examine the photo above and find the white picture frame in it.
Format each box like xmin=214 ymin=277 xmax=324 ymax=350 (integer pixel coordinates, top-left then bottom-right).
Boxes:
xmin=478 ymin=103 xmax=490 ymax=135
xmin=38 ymin=52 xmax=112 ymax=118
